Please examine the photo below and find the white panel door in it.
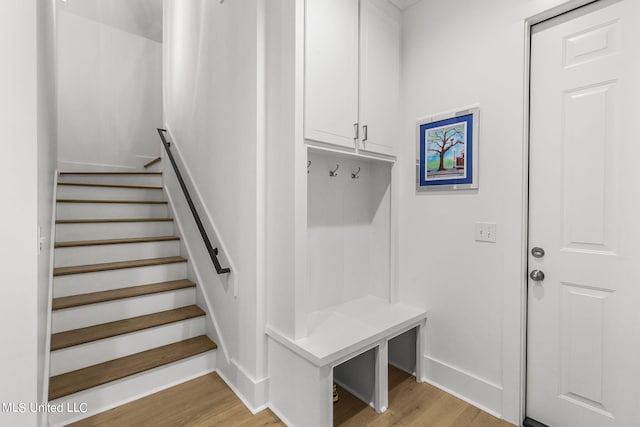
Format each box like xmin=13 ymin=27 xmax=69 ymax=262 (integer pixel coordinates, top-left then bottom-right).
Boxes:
xmin=527 ymin=1 xmax=640 ymax=426
xmin=358 ymin=0 xmax=400 ymax=157
xmin=304 ymin=0 xmax=359 ymax=149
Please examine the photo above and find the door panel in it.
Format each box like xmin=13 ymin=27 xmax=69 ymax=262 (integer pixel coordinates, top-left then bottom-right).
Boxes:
xmin=558 ymin=282 xmax=615 ymax=416
xmin=527 ymin=1 xmax=640 ymax=426
xmin=562 ymin=82 xmax=617 ymax=253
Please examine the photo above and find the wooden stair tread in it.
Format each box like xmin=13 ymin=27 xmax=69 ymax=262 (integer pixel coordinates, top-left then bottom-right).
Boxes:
xmin=144 ymin=157 xmax=162 ymax=168
xmin=56 ymin=218 xmax=173 ymax=224
xmin=59 ymin=171 xmax=162 ymax=175
xmin=49 ymin=336 xmax=216 ymax=400
xmin=58 ymin=182 xmax=162 ymax=190
xmin=52 ymin=280 xmax=196 ymax=310
xmin=50 ymin=305 xmax=205 ymax=351
xmin=56 ymin=235 xmax=179 ymax=248
xmin=57 ymin=199 xmax=168 ymax=204
xmin=53 ymin=256 xmax=186 ymax=276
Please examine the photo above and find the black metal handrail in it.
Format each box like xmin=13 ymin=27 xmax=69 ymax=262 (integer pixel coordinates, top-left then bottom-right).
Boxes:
xmin=157 ymin=128 xmax=231 ymax=274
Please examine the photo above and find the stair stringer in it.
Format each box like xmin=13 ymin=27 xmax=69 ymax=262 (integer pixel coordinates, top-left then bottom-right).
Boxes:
xmin=165 ymin=189 xmax=272 ymax=412
xmin=164 ymin=184 xmax=271 ymax=414
xmin=160 ymin=131 xmax=270 ymax=413
xmin=164 ymin=186 xmax=230 ymax=366
xmin=41 ymin=170 xmax=58 ymax=427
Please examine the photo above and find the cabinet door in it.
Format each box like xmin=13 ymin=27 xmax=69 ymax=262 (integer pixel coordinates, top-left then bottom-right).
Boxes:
xmin=304 ymin=0 xmax=359 ymax=149
xmin=358 ymin=0 xmax=401 ymax=156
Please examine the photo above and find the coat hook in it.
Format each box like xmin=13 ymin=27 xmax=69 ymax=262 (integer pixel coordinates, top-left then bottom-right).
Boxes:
xmin=307 ymin=160 xmax=311 ymax=174
xmin=329 ymin=164 xmax=339 ymax=177
xmin=351 ymin=167 xmax=361 ymax=179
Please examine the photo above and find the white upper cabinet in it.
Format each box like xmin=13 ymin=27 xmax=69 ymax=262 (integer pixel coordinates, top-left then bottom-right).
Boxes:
xmin=304 ymin=0 xmax=401 ymax=157
xmin=304 ymin=0 xmax=359 ymax=149
xmin=358 ymin=0 xmax=401 ymax=156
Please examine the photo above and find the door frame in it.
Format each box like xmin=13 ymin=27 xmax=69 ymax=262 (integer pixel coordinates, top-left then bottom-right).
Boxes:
xmin=520 ymin=1 xmax=610 ymax=424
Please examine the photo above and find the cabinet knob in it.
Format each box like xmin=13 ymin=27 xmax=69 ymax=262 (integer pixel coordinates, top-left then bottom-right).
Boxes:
xmin=362 ymin=125 xmax=368 ymax=142
xmin=354 ymin=123 xmax=359 ymax=140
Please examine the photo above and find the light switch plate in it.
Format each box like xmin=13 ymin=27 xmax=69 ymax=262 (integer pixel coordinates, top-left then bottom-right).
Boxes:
xmin=475 ymin=222 xmax=496 ymax=243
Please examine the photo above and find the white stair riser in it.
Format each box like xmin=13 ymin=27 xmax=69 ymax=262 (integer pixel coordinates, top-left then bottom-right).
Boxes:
xmin=50 ymin=317 xmax=205 ymax=375
xmin=52 ymin=288 xmax=196 ymax=333
xmin=48 ymin=351 xmax=216 ymax=427
xmin=58 ymin=175 xmax=162 ymax=186
xmin=57 ymin=185 xmax=165 ymax=201
xmin=54 ymin=240 xmax=180 ymax=268
xmin=57 ymin=203 xmax=168 ymax=220
xmin=53 ymin=263 xmax=188 ymax=297
xmin=56 ymin=221 xmax=175 ymax=241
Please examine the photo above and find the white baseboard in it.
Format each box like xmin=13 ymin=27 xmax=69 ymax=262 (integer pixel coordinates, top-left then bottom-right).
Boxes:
xmin=422 ymin=355 xmax=503 ymax=419
xmin=217 ymin=359 xmax=269 ymax=414
xmin=268 ymin=403 xmax=295 ymax=427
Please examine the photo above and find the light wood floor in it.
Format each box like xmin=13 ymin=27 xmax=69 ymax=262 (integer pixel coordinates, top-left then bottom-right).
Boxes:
xmin=70 ymin=368 xmax=516 ymax=427
xmin=334 ymin=366 xmax=516 ymax=427
xmin=69 ymin=373 xmax=281 ymax=427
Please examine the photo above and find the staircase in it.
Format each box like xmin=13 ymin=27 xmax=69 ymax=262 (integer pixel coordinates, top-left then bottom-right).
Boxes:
xmin=48 ymin=170 xmax=218 ymax=426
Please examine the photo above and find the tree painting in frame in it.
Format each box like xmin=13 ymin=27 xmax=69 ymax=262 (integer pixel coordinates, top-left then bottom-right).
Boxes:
xmin=417 ymin=107 xmax=479 ymax=191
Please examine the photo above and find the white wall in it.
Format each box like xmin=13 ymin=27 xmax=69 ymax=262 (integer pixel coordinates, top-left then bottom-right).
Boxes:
xmin=0 ymin=1 xmax=38 ymax=425
xmin=0 ymin=0 xmax=57 ymax=425
xmin=58 ymin=0 xmax=163 ymax=43
xmin=398 ymin=0 xmax=592 ymax=422
xmin=163 ymin=0 xmax=267 ymax=407
xmin=37 ymin=0 xmax=58 ymax=422
xmin=307 ymin=151 xmax=391 ymax=313
xmin=57 ymin=10 xmax=162 ymax=170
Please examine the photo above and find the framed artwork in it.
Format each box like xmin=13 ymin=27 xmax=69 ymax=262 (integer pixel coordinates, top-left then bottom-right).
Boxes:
xmin=416 ymin=107 xmax=479 ymax=191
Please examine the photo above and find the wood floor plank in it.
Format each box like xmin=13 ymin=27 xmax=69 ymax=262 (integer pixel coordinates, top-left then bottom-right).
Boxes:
xmin=49 ymin=336 xmax=217 ymax=400
xmin=53 ymin=256 xmax=186 ymax=276
xmin=50 ymin=305 xmax=205 ymax=350
xmin=57 ymin=199 xmax=168 ymax=204
xmin=56 ymin=218 xmax=173 ymax=224
xmin=68 ymin=373 xmax=280 ymax=427
xmin=58 ymin=182 xmax=163 ymax=190
xmin=470 ymin=411 xmax=512 ymax=427
xmin=333 ymin=366 xmax=515 ymax=427
xmin=59 ymin=171 xmax=162 ymax=175
xmin=451 ymin=405 xmax=482 ymax=427
xmin=52 ymin=279 xmax=196 ymax=310
xmin=68 ymin=366 xmax=514 ymax=427
xmin=55 ymin=235 xmax=179 ymax=248
xmin=410 ymin=393 xmax=468 ymax=427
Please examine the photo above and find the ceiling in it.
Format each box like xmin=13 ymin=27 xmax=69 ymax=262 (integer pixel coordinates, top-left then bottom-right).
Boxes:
xmin=389 ymin=0 xmax=422 ymax=10
xmin=58 ymin=0 xmax=163 ymax=42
